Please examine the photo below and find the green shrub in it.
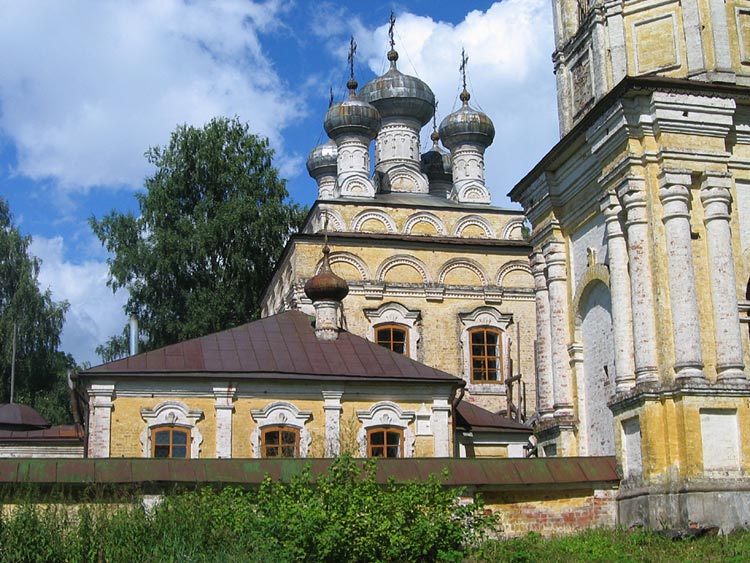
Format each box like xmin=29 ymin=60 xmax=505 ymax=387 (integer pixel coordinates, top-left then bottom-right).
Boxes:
xmin=0 ymin=456 xmax=494 ymax=563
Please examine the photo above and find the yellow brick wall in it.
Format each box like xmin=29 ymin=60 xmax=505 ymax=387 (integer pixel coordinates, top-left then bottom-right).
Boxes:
xmin=109 ymin=397 xmax=216 ymax=458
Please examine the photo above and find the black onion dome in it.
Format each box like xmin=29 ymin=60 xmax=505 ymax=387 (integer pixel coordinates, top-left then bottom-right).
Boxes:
xmin=304 ymin=246 xmax=350 ymax=302
xmin=306 ymin=139 xmax=338 ymax=178
xmin=360 ymin=50 xmax=435 ymax=126
xmin=324 ymin=80 xmax=381 ymax=140
xmin=420 ymin=131 xmax=452 ymax=180
xmin=438 ymin=89 xmax=495 ymax=150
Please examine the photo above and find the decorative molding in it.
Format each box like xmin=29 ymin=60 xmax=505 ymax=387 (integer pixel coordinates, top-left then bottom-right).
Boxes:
xmin=364 ymin=302 xmax=422 ymax=359
xmin=500 ymin=218 xmax=526 ymax=240
xmin=351 ymin=209 xmax=397 ymax=233
xmin=452 ymin=215 xmax=496 ymax=238
xmin=495 ymin=260 xmax=533 ymax=287
xmin=437 ymin=258 xmax=488 ymax=286
xmin=356 ymin=401 xmax=416 ymax=458
xmin=315 ymin=251 xmax=370 ymax=281
xmin=250 ymin=401 xmax=313 ymax=459
xmin=458 ymin=306 xmax=514 ymax=394
xmin=375 ymin=255 xmax=431 ymax=284
xmin=402 ymin=211 xmax=447 ymax=236
xmin=140 ymin=401 xmax=204 ymax=459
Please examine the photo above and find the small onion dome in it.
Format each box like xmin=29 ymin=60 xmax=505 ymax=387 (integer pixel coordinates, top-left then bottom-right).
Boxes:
xmin=324 ymin=78 xmax=381 ymax=140
xmin=0 ymin=403 xmax=50 ymax=430
xmin=306 ymin=139 xmax=338 ymax=179
xmin=360 ymin=49 xmax=435 ymax=126
xmin=438 ymin=89 xmax=495 ymax=150
xmin=420 ymin=130 xmax=452 ymax=181
xmin=304 ymin=246 xmax=349 ymax=303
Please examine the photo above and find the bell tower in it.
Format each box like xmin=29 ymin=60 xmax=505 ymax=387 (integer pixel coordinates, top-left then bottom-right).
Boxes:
xmin=553 ymin=0 xmax=743 ymax=134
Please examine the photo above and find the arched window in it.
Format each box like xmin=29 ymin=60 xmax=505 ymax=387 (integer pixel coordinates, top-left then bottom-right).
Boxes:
xmin=261 ymin=426 xmax=300 ymax=458
xmin=151 ymin=426 xmax=190 ymax=459
xmin=469 ymin=327 xmax=503 ymax=383
xmin=367 ymin=426 xmax=403 ymax=458
xmin=375 ymin=324 xmax=409 ymax=356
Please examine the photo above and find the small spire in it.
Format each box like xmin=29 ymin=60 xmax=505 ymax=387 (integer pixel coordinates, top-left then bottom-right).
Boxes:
xmin=347 ymin=36 xmax=358 ymax=93
xmin=459 ymin=48 xmax=471 ymax=104
xmin=329 ymin=87 xmax=334 ymax=108
xmin=387 ymin=10 xmax=398 ymax=66
xmin=323 ymin=214 xmax=330 ymax=248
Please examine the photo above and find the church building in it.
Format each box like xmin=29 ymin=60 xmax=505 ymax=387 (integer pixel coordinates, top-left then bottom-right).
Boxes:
xmin=510 ymin=0 xmax=750 ymax=530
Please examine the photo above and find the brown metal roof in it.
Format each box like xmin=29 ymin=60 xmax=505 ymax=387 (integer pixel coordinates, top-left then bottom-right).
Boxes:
xmin=82 ymin=311 xmax=461 ymax=385
xmin=0 ymin=457 xmax=619 ymax=490
xmin=455 ymin=401 xmax=532 ymax=434
xmin=0 ymin=404 xmax=50 ymax=430
xmin=0 ymin=425 xmax=83 ymax=443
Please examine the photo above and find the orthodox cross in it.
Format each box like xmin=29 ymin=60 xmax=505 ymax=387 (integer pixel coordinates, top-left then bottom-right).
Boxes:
xmin=460 ymin=48 xmax=469 ymax=92
xmin=388 ymin=10 xmax=396 ymax=50
xmin=348 ymin=36 xmax=357 ymax=82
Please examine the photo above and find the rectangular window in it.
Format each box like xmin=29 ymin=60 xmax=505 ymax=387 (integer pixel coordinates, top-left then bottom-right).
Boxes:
xmin=367 ymin=427 xmax=403 ymax=458
xmin=152 ymin=427 xmax=190 ymax=459
xmin=261 ymin=426 xmax=299 ymax=458
xmin=470 ymin=328 xmax=502 ymax=382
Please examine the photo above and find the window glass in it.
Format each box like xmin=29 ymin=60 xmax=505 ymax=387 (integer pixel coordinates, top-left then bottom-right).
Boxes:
xmin=367 ymin=427 xmax=403 ymax=458
xmin=261 ymin=426 xmax=299 ymax=458
xmin=375 ymin=324 xmax=409 ymax=356
xmin=469 ymin=327 xmax=502 ymax=382
xmin=151 ymin=427 xmax=190 ymax=459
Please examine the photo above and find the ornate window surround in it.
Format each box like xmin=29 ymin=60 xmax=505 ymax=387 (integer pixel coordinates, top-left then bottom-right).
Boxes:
xmin=364 ymin=302 xmax=421 ymax=359
xmin=250 ymin=401 xmax=313 ymax=458
xmin=459 ymin=306 xmax=513 ymax=394
xmin=140 ymin=400 xmax=204 ymax=459
xmin=356 ymin=401 xmax=416 ymax=458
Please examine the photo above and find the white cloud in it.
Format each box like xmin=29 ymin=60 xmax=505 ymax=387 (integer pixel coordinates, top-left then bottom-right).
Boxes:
xmin=29 ymin=235 xmax=128 ymax=367
xmin=323 ymin=0 xmax=558 ymax=207
xmin=0 ymin=0 xmax=303 ymax=191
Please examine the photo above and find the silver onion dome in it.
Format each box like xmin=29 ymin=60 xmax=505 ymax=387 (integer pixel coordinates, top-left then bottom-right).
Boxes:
xmin=438 ymin=89 xmax=495 ymax=150
xmin=324 ymin=78 xmax=381 ymax=140
xmin=420 ymin=130 xmax=452 ymax=181
xmin=306 ymin=139 xmax=338 ymax=179
xmin=359 ymin=50 xmax=435 ymax=126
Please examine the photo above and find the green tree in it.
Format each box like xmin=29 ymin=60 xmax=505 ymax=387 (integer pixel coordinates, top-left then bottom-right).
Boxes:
xmin=0 ymin=197 xmax=71 ymax=422
xmin=91 ymin=117 xmax=307 ymax=352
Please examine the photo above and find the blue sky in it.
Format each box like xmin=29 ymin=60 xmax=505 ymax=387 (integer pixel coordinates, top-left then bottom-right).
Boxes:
xmin=0 ymin=0 xmax=558 ymax=366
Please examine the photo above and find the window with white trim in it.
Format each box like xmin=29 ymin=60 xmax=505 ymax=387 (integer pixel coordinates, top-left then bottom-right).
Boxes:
xmin=364 ymin=302 xmax=421 ymax=359
xmin=140 ymin=401 xmax=204 ymax=459
xmin=459 ymin=307 xmax=513 ymax=393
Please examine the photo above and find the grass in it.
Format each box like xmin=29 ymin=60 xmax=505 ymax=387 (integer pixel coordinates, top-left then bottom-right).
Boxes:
xmin=465 ymin=528 xmax=750 ymax=563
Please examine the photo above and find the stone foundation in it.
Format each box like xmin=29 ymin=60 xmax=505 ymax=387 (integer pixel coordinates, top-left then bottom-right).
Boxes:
xmin=618 ymin=483 xmax=750 ymax=532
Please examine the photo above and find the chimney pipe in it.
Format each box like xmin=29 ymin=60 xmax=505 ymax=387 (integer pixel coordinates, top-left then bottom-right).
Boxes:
xmin=129 ymin=315 xmax=138 ymax=356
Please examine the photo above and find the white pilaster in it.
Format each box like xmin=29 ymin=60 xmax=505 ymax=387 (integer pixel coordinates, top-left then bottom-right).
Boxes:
xmin=322 ymin=390 xmax=343 ymax=457
xmin=659 ymin=172 xmax=705 ymax=379
xmin=213 ymin=385 xmax=235 ymax=459
xmin=88 ymin=383 xmax=115 ymax=458
xmin=531 ymin=250 xmax=555 ymax=419
xmin=700 ymin=172 xmax=746 ymax=381
xmin=542 ymin=236 xmax=574 ymax=418
xmin=681 ymin=0 xmax=707 ymax=76
xmin=618 ymin=181 xmax=659 ymax=384
xmin=431 ymin=398 xmax=451 ymax=457
xmin=604 ymin=1 xmax=626 ymax=83
xmin=601 ymin=191 xmax=636 ymax=391
xmin=708 ymin=0 xmax=734 ymax=79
